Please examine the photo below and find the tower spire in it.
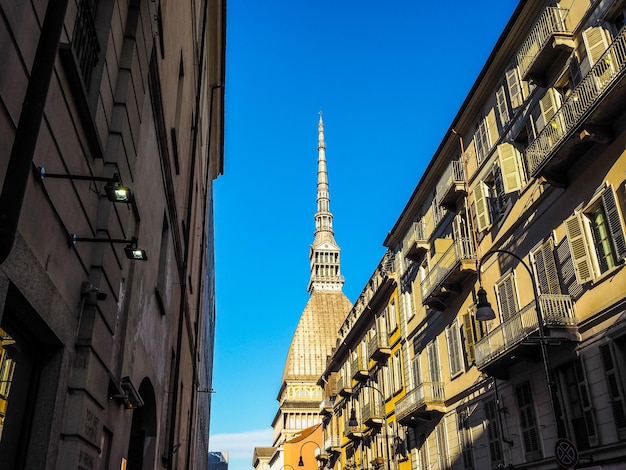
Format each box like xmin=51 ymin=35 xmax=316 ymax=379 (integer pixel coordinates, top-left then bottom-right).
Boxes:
xmin=308 ymin=113 xmax=344 ymax=293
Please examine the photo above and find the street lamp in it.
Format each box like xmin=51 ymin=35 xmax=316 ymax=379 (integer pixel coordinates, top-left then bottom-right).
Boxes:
xmin=476 ymin=249 xmax=564 ymax=440
xmin=297 ymin=441 xmax=321 ymax=467
xmin=350 ymin=383 xmax=392 ymax=470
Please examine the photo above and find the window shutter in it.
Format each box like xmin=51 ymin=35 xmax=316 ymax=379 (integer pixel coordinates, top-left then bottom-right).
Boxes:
xmin=533 ymin=240 xmax=561 ymax=295
xmin=573 ymin=357 xmax=598 ymax=446
xmin=497 ymin=143 xmax=523 ymax=193
xmin=539 ymin=88 xmax=561 ymax=127
xmin=599 ymin=343 xmax=626 ymax=438
xmin=601 ymin=186 xmax=626 ymax=261
xmin=565 ymin=213 xmax=595 ymax=284
xmin=496 ymin=85 xmax=510 ymax=125
xmin=496 ymin=274 xmax=517 ymax=321
xmin=473 ymin=181 xmax=491 ymax=232
xmin=582 ymin=26 xmax=611 ymax=67
xmin=506 ymin=67 xmax=523 ymax=109
xmin=462 ymin=313 xmax=476 ymax=363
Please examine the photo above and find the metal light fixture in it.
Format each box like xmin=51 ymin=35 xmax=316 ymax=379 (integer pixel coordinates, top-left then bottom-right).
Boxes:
xmin=110 ymin=376 xmax=144 ymax=409
xmin=348 ymin=407 xmax=359 ymax=427
xmin=71 ymin=234 xmax=148 ymax=261
xmin=38 ymin=166 xmax=134 ymax=203
xmin=297 ymin=440 xmax=323 ymax=467
xmin=475 ymin=286 xmax=496 ymax=321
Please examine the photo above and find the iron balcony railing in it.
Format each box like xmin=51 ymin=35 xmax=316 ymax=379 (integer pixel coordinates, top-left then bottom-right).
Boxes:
xmin=351 ymin=353 xmax=368 ymax=380
xmin=420 ymin=237 xmax=476 ymax=301
xmin=436 ymin=160 xmax=465 ymax=205
xmin=368 ymin=330 xmax=390 ymax=359
xmin=72 ymin=0 xmax=101 ymax=88
xmin=362 ymin=399 xmax=383 ymax=425
xmin=319 ymin=397 xmax=335 ymax=414
xmin=337 ymin=374 xmax=352 ymax=395
xmin=324 ymin=435 xmax=341 ymax=451
xmin=395 ymin=382 xmax=445 ymax=423
xmin=403 ymin=220 xmax=428 ymax=260
xmin=475 ymin=294 xmax=576 ymax=367
xmin=517 ymin=7 xmax=571 ymax=78
xmin=526 ymin=27 xmax=626 ymax=175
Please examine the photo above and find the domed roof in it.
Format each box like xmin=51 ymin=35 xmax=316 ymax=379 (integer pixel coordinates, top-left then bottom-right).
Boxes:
xmin=281 ymin=291 xmax=352 ymax=382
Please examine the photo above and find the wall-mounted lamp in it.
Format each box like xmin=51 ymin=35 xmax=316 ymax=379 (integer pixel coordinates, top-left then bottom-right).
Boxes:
xmin=475 ymin=286 xmax=496 ymax=321
xmin=298 ymin=440 xmax=322 ymax=467
xmin=38 ymin=166 xmax=133 ymax=203
xmin=110 ymin=376 xmax=144 ymax=409
xmin=71 ymin=234 xmax=148 ymax=261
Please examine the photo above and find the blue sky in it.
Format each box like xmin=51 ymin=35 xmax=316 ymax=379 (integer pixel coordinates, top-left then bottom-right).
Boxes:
xmin=210 ymin=1 xmax=519 ymax=469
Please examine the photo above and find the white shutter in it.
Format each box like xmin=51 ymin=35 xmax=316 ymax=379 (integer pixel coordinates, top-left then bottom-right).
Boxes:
xmin=496 ymin=85 xmax=510 ymax=125
xmin=497 ymin=143 xmax=523 ymax=193
xmin=565 ymin=213 xmax=595 ymax=284
xmin=601 ymin=186 xmax=626 ymax=261
xmin=473 ymin=181 xmax=491 ymax=232
xmin=539 ymin=88 xmax=561 ymax=125
xmin=506 ymin=67 xmax=523 ymax=109
xmin=582 ymin=26 xmax=611 ymax=67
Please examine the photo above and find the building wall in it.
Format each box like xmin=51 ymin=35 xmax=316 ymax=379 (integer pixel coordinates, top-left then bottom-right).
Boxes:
xmin=321 ymin=0 xmax=626 ymax=469
xmin=0 ymin=0 xmax=224 ymax=468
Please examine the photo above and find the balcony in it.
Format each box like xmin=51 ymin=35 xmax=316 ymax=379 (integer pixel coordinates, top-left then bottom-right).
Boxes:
xmin=517 ymin=7 xmax=574 ymax=85
xmin=395 ymin=382 xmax=445 ymax=426
xmin=436 ymin=160 xmax=466 ymax=211
xmin=337 ymin=374 xmax=352 ymax=397
xmin=320 ymin=397 xmax=335 ymax=416
xmin=404 ymin=220 xmax=428 ymax=261
xmin=525 ymin=27 xmax=626 ymax=186
xmin=315 ymin=447 xmax=329 ymax=462
xmin=368 ymin=330 xmax=391 ymax=361
xmin=324 ymin=435 xmax=341 ymax=453
xmin=351 ymin=354 xmax=369 ymax=382
xmin=362 ymin=400 xmax=384 ymax=428
xmin=475 ymin=294 xmax=579 ymax=379
xmin=344 ymin=423 xmax=363 ymax=440
xmin=420 ymin=237 xmax=476 ymax=310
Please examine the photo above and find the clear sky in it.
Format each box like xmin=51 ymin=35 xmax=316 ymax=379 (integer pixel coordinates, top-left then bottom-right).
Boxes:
xmin=209 ymin=1 xmax=520 ymax=469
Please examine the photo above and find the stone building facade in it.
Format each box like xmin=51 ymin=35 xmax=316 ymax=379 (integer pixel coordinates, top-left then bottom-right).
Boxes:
xmin=0 ymin=0 xmax=225 ymax=468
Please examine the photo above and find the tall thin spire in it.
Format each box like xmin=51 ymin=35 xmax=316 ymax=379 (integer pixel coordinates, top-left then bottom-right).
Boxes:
xmin=308 ymin=113 xmax=344 ymax=293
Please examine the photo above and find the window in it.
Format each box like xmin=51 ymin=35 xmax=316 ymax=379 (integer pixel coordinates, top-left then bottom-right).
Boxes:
xmin=446 ymin=321 xmax=463 ymax=377
xmin=496 ymin=273 xmax=518 ymax=322
xmin=411 ymin=349 xmax=422 ymax=390
xmin=565 ymin=184 xmax=626 ymax=283
xmin=388 ymin=298 xmax=398 ymax=333
xmin=515 ymin=381 xmax=541 ymax=461
xmin=472 ymin=143 xmax=523 ymax=232
xmin=474 ymin=111 xmax=496 ymax=164
xmin=599 ymin=342 xmax=626 ymax=439
xmin=556 ymin=357 xmax=597 ymax=449
xmin=435 ymin=419 xmax=449 ymax=470
xmin=532 ymin=239 xmax=562 ymax=295
xmin=484 ymin=399 xmax=504 ymax=468
xmin=462 ymin=308 xmax=484 ymax=364
xmin=535 ymin=88 xmax=563 ymax=138
xmin=581 ymin=25 xmax=614 ymax=87
xmin=391 ymin=350 xmax=403 ymax=394
xmin=458 ymin=407 xmax=475 ymax=470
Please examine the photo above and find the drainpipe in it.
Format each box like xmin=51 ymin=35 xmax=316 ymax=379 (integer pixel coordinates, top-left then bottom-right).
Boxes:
xmin=0 ymin=0 xmax=70 ymax=264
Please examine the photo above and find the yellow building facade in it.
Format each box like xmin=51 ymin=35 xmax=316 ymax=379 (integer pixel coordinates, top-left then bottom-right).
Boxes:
xmin=320 ymin=0 xmax=626 ymax=469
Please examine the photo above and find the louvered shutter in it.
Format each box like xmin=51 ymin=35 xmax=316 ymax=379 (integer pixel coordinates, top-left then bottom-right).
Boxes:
xmin=565 ymin=213 xmax=595 ymax=284
xmin=496 ymin=275 xmax=517 ymax=321
xmin=506 ymin=67 xmax=523 ymax=109
xmin=534 ymin=240 xmax=561 ymax=294
xmin=473 ymin=181 xmax=491 ymax=231
xmin=600 ymin=344 xmax=626 ymax=438
xmin=582 ymin=26 xmax=611 ymax=67
xmin=516 ymin=382 xmax=541 ymax=460
xmin=497 ymin=143 xmax=523 ymax=193
xmin=601 ymin=186 xmax=626 ymax=261
xmin=574 ymin=357 xmax=598 ymax=446
xmin=496 ymin=85 xmax=510 ymax=125
xmin=462 ymin=313 xmax=475 ymax=363
xmin=539 ymin=88 xmax=561 ymax=127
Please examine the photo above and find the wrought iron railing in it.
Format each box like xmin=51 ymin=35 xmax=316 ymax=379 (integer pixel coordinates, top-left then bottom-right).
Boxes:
xmin=517 ymin=7 xmax=571 ymax=78
xmin=475 ymin=294 xmax=576 ymax=366
xmin=395 ymin=382 xmax=445 ymax=422
xmin=368 ymin=330 xmax=390 ymax=358
xmin=319 ymin=397 xmax=335 ymax=413
xmin=324 ymin=435 xmax=341 ymax=450
xmin=526 ymin=27 xmax=626 ymax=175
xmin=72 ymin=0 xmax=100 ymax=88
xmin=436 ymin=160 xmax=465 ymax=201
xmin=362 ymin=399 xmax=383 ymax=424
xmin=420 ymin=237 xmax=476 ymax=301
